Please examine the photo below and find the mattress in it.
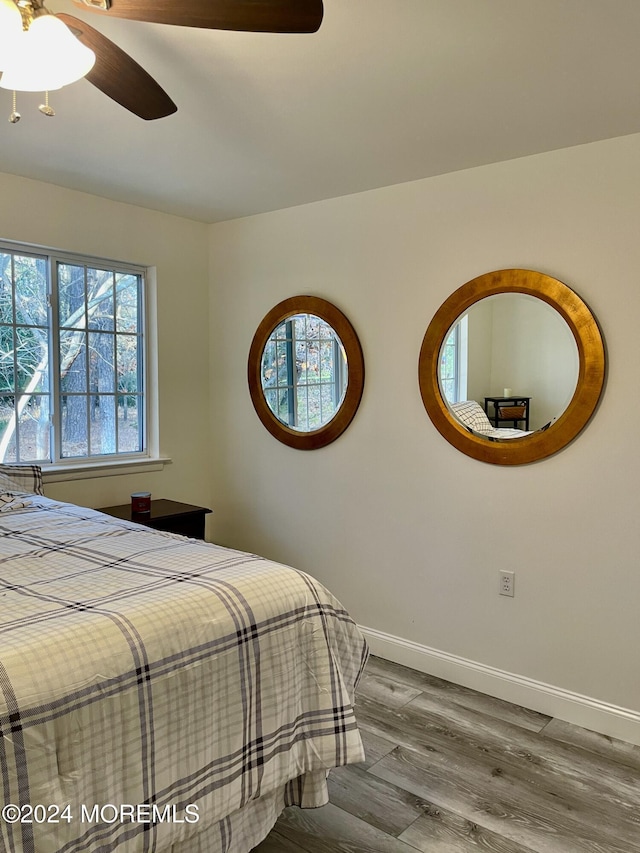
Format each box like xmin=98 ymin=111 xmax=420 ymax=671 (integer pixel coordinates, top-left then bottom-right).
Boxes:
xmin=0 ymin=495 xmax=367 ymax=853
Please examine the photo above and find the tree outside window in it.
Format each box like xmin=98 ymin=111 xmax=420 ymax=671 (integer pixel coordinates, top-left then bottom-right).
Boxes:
xmin=261 ymin=313 xmax=347 ymax=432
xmin=0 ymin=243 xmax=145 ymax=464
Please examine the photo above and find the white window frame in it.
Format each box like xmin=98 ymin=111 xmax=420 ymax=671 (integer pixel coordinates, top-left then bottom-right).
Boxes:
xmin=441 ymin=314 xmax=468 ymax=404
xmin=0 ymin=239 xmax=166 ymax=483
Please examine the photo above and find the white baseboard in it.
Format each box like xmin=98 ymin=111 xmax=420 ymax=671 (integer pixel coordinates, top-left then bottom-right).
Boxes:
xmin=359 ymin=625 xmax=640 ymax=747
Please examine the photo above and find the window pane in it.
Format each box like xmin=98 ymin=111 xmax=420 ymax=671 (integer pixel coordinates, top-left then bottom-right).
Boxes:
xmin=319 ymin=341 xmax=334 ymax=382
xmin=440 ymin=326 xmax=459 ymax=404
xmin=275 ymin=341 xmax=290 ymax=388
xmin=274 ymin=321 xmax=289 ymax=342
xmin=17 ymin=395 xmax=50 ymax=462
xmin=294 ymin=315 xmax=307 ymax=339
xmin=299 ymin=386 xmax=314 ymax=430
xmin=0 ymin=326 xmax=15 ymax=393
xmin=441 ymin=345 xmax=455 ymax=378
xmin=319 ymin=319 xmax=333 ymax=339
xmin=89 ymin=332 xmax=115 ymax=394
xmin=0 ymin=249 xmax=51 ymax=463
xmin=58 ymin=264 xmax=86 ymax=329
xmin=263 ymin=388 xmax=278 ymax=417
xmin=15 ymin=255 xmax=47 ymax=327
xmin=115 ymin=275 xmax=139 ymax=333
xmin=60 ymin=330 xmax=87 ymax=393
xmin=88 ymin=269 xmax=115 ymax=332
xmin=305 ymin=315 xmax=320 ymax=339
xmin=261 ymin=340 xmax=277 ymax=385
xmin=61 ymin=395 xmax=88 ymax=457
xmin=441 ymin=378 xmax=455 ymax=401
xmin=298 ymin=341 xmax=313 ymax=382
xmin=0 ymin=396 xmax=16 ymax=462
xmin=321 ymin=382 xmax=332 ymax=411
xmin=117 ymin=335 xmax=139 ymax=393
xmin=117 ymin=396 xmax=142 ymax=453
xmin=90 ymin=394 xmax=116 ymax=455
xmin=0 ymin=254 xmax=13 ymax=325
xmin=58 ymin=264 xmax=144 ymax=460
xmin=16 ymin=326 xmax=49 ymax=392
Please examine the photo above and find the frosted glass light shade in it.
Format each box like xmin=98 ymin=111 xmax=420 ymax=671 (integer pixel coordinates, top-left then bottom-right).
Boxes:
xmin=0 ymin=14 xmax=96 ymax=91
xmin=0 ymin=0 xmax=23 ymax=71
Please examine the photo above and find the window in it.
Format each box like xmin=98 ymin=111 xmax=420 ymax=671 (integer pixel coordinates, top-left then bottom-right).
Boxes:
xmin=0 ymin=241 xmax=146 ymax=466
xmin=440 ymin=314 xmax=468 ymax=403
xmin=261 ymin=313 xmax=347 ymax=432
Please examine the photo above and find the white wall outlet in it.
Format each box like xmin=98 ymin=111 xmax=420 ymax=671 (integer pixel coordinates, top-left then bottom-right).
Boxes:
xmin=499 ymin=570 xmax=515 ymax=597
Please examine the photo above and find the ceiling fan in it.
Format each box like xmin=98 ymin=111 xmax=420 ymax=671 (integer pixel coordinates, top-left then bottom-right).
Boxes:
xmin=1 ymin=0 xmax=324 ymax=120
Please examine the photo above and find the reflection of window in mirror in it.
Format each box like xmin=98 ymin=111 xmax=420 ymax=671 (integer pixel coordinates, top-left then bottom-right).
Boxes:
xmin=248 ymin=294 xmax=364 ymax=450
xmin=261 ymin=314 xmax=347 ymax=432
xmin=440 ymin=315 xmax=468 ymax=403
xmin=419 ymin=268 xmax=605 ymax=465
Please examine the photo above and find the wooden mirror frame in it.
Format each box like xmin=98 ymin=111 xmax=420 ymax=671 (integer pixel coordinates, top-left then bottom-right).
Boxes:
xmin=418 ymin=269 xmax=605 ymax=465
xmin=248 ymin=295 xmax=365 ymax=450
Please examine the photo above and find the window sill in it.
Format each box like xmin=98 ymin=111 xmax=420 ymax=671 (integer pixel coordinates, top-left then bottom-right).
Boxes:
xmin=42 ymin=456 xmax=172 ymax=484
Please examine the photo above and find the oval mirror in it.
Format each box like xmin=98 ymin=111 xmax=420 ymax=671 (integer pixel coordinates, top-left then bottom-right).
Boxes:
xmin=248 ymin=296 xmax=364 ymax=449
xmin=419 ymin=269 xmax=605 ymax=465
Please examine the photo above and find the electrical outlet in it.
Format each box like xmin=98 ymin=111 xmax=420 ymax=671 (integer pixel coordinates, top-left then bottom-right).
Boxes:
xmin=499 ymin=570 xmax=515 ymax=597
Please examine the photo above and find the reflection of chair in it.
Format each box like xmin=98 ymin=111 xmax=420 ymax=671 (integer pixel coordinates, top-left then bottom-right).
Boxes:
xmin=450 ymin=401 xmax=493 ymax=434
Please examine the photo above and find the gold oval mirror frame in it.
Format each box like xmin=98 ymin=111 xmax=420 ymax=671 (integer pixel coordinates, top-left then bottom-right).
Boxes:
xmin=418 ymin=269 xmax=606 ymax=465
xmin=248 ymin=295 xmax=365 ymax=450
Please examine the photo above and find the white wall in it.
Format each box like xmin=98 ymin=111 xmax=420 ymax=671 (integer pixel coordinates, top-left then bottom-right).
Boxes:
xmin=0 ymin=172 xmax=212 ymax=515
xmin=3 ymin=137 xmax=638 ymax=743
xmin=467 ymin=294 xmax=578 ymax=429
xmin=466 ymin=298 xmax=493 ymax=403
xmin=209 ymin=133 xmax=640 ymax=739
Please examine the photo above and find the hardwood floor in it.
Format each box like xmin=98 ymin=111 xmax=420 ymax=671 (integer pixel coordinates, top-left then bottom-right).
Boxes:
xmin=253 ymin=655 xmax=640 ymax=852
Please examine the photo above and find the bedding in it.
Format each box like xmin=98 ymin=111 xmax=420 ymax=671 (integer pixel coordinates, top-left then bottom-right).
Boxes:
xmin=0 ymin=493 xmax=367 ymax=853
xmin=0 ymin=463 xmax=44 ymax=497
xmin=450 ymin=400 xmax=533 ymax=439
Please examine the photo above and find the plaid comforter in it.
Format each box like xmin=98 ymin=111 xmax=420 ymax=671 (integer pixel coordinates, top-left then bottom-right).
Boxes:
xmin=0 ymin=497 xmax=367 ymax=853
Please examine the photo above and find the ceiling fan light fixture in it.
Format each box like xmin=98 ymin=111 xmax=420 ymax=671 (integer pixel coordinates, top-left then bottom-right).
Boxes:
xmin=2 ymin=0 xmax=322 ymax=120
xmin=0 ymin=0 xmax=23 ymax=70
xmin=0 ymin=12 xmax=96 ymax=92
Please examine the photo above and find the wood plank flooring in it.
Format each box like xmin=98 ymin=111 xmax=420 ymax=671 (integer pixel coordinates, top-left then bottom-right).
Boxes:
xmin=253 ymin=655 xmax=640 ymax=852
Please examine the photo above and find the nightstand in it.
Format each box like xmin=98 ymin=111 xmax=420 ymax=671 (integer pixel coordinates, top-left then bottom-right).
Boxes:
xmin=99 ymin=499 xmax=212 ymax=540
xmin=484 ymin=396 xmax=531 ymax=430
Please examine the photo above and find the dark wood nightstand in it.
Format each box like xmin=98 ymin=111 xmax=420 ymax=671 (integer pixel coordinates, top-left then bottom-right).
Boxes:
xmin=99 ymin=499 xmax=212 ymax=540
xmin=484 ymin=396 xmax=532 ymax=430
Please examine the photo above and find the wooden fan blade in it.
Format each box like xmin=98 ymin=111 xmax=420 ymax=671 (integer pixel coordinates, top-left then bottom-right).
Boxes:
xmin=57 ymin=13 xmax=177 ymax=120
xmin=72 ymin=0 xmax=323 ymax=33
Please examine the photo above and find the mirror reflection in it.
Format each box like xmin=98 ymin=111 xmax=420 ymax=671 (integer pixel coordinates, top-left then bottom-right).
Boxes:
xmin=439 ymin=293 xmax=579 ymax=441
xmin=261 ymin=313 xmax=347 ymax=432
xmin=419 ymin=268 xmax=605 ymax=465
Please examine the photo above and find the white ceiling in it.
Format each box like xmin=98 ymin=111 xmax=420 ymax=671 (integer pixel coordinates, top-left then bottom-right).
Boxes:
xmin=1 ymin=0 xmax=640 ymax=223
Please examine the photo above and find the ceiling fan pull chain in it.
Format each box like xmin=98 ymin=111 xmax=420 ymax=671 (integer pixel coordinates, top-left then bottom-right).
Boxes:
xmin=8 ymin=91 xmax=20 ymax=124
xmin=39 ymin=91 xmax=56 ymax=117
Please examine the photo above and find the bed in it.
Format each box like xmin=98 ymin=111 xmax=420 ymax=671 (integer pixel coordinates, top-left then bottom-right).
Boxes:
xmin=0 ymin=467 xmax=368 ymax=853
xmin=450 ymin=400 xmax=534 ymax=440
